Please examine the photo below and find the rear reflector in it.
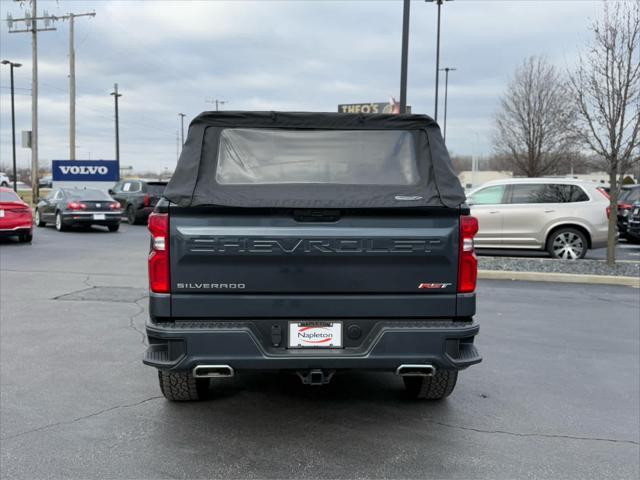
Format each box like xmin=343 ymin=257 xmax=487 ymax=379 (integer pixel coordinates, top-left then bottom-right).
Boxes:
xmin=148 ymin=212 xmax=170 ymax=293
xmin=458 ymin=215 xmax=479 ymax=293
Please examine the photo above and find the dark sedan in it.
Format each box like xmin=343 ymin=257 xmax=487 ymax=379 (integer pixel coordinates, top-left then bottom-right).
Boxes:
xmin=35 ymin=187 xmax=122 ymax=232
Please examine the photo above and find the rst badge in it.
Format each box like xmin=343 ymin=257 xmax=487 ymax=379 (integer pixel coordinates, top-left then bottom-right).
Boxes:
xmin=288 ymin=322 xmax=342 ymax=348
xmin=418 ymin=282 xmax=452 ymax=289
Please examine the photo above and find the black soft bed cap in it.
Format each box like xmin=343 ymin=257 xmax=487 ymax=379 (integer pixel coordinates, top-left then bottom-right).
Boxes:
xmin=164 ymin=111 xmax=466 ymax=208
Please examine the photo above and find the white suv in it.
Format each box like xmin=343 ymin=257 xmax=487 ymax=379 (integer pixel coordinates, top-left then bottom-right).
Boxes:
xmin=467 ymin=178 xmax=611 ymax=259
xmin=0 ymin=172 xmax=9 ymax=187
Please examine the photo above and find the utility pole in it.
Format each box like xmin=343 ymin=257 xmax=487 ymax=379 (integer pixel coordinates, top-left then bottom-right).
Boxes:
xmin=178 ymin=113 xmax=186 ymax=145
xmin=205 ymin=98 xmax=227 ymax=111
xmin=426 ymin=0 xmax=452 ymax=123
xmin=439 ymin=67 xmax=456 ymax=143
xmin=7 ymin=0 xmax=57 ymax=201
xmin=399 ymin=0 xmax=410 ymax=114
xmin=64 ymin=12 xmax=96 ymax=160
xmin=1 ymin=60 xmax=22 ymax=192
xmin=110 ymin=83 xmax=122 ymax=181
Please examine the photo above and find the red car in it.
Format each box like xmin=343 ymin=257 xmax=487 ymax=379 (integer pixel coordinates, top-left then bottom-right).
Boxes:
xmin=0 ymin=187 xmax=33 ymax=243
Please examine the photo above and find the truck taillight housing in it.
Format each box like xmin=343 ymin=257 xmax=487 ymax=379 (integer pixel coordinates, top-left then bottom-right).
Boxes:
xmin=148 ymin=212 xmax=170 ymax=293
xmin=458 ymin=215 xmax=479 ymax=293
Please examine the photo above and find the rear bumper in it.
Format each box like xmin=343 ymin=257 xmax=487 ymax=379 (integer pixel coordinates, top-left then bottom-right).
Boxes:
xmin=144 ymin=319 xmax=481 ymax=373
xmin=627 ymin=220 xmax=640 ymax=239
xmin=61 ymin=211 xmax=121 ymax=225
xmin=0 ymin=225 xmax=32 ymax=237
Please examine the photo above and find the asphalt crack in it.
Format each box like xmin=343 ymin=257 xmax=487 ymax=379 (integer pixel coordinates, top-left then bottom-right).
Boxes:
xmin=423 ymin=418 xmax=640 ymax=446
xmin=129 ymin=295 xmax=149 ymax=347
xmin=1 ymin=396 xmax=163 ymax=441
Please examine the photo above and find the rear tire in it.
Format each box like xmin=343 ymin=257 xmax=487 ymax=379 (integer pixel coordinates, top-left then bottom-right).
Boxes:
xmin=403 ymin=370 xmax=458 ymax=400
xmin=108 ymin=223 xmax=120 ymax=232
xmin=55 ymin=212 xmax=67 ymax=232
xmin=35 ymin=209 xmax=46 ymax=227
xmin=127 ymin=205 xmax=141 ymax=225
xmin=547 ymin=227 xmax=588 ymax=260
xmin=158 ymin=370 xmax=210 ymax=401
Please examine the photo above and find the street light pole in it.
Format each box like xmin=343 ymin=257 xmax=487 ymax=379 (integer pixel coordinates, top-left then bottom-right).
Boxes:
xmin=439 ymin=67 xmax=456 ymax=143
xmin=178 ymin=113 xmax=186 ymax=145
xmin=427 ymin=0 xmax=452 ymax=122
xmin=399 ymin=0 xmax=410 ymax=114
xmin=1 ymin=60 xmax=22 ymax=192
xmin=110 ymin=83 xmax=122 ymax=181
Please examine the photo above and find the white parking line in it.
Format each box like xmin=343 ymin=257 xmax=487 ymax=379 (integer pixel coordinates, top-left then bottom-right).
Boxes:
xmin=619 ymin=244 xmax=640 ymax=249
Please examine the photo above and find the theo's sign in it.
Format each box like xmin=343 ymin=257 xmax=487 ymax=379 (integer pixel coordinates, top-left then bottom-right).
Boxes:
xmin=52 ymin=160 xmax=119 ymax=182
xmin=338 ymin=101 xmax=411 ymax=115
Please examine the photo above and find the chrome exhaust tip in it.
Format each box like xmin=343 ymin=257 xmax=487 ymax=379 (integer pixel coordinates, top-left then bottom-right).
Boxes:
xmin=192 ymin=365 xmax=234 ymax=378
xmin=395 ymin=364 xmax=436 ymax=377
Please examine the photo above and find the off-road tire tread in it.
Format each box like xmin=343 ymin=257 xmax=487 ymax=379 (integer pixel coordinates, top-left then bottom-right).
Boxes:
xmin=158 ymin=370 xmax=209 ymax=401
xmin=403 ymin=370 xmax=458 ymax=400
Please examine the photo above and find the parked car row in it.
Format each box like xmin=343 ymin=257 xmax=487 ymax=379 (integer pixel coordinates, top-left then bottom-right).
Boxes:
xmin=1 ymin=175 xmax=635 ymax=259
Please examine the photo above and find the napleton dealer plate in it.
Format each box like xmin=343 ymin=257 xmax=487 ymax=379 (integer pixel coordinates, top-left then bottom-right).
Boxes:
xmin=288 ymin=322 xmax=342 ymax=348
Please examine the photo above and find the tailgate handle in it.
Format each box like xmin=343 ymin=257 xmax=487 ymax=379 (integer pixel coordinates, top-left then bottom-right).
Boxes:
xmin=293 ymin=209 xmax=341 ymax=222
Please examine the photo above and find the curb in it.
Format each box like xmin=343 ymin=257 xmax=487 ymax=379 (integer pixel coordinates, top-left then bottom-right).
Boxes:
xmin=478 ymin=270 xmax=640 ymax=288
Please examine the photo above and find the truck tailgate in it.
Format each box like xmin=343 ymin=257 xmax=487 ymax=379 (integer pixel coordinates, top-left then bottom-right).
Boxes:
xmin=169 ymin=207 xmax=461 ymax=317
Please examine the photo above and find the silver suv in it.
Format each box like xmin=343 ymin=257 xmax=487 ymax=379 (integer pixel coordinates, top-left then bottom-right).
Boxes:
xmin=467 ymin=178 xmax=611 ymax=259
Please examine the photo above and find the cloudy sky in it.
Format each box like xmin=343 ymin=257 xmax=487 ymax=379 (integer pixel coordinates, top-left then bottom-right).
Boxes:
xmin=0 ymin=0 xmax=605 ymax=173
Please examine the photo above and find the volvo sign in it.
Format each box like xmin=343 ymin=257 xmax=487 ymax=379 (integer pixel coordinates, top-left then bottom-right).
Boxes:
xmin=52 ymin=160 xmax=118 ymax=190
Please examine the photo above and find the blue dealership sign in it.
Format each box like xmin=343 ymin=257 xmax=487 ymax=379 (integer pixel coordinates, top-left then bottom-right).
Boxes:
xmin=52 ymin=160 xmax=119 ymax=182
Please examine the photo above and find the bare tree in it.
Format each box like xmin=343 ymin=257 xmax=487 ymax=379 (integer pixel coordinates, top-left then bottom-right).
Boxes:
xmin=494 ymin=56 xmax=577 ymax=177
xmin=569 ymin=1 xmax=640 ymax=265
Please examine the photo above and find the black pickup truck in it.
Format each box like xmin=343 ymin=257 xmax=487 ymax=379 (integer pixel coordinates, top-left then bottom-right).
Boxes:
xmin=144 ymin=112 xmax=481 ymax=401
xmin=109 ymin=179 xmax=167 ymax=225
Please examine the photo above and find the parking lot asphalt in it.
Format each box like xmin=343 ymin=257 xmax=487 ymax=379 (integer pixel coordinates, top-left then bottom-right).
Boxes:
xmin=1 ymin=224 xmax=639 ymax=480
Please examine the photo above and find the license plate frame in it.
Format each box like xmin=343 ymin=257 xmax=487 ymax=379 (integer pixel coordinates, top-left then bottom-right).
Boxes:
xmin=288 ymin=321 xmax=343 ymax=348
xmin=93 ymin=213 xmax=106 ymax=220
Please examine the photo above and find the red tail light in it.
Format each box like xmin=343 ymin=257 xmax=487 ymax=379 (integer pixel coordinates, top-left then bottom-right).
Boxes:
xmin=67 ymin=201 xmax=87 ymax=210
xmin=143 ymin=194 xmax=151 ymax=207
xmin=109 ymin=202 xmax=121 ymax=210
xmin=597 ymin=188 xmax=612 ymax=219
xmin=458 ymin=215 xmax=479 ymax=293
xmin=148 ymin=212 xmax=170 ymax=293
